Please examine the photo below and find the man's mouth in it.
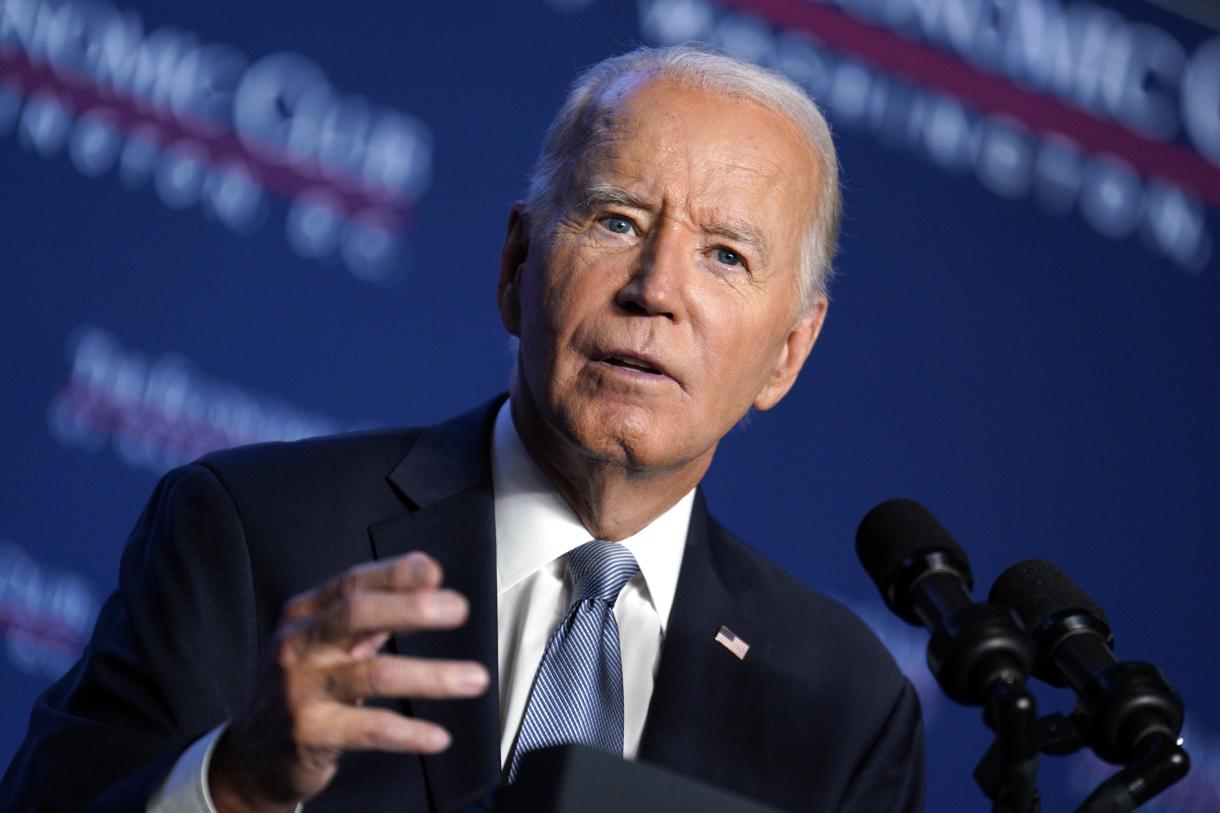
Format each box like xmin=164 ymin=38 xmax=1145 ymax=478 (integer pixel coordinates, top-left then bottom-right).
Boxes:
xmin=598 ymin=351 xmax=670 ymax=379
xmin=605 ymin=355 xmax=659 ymax=373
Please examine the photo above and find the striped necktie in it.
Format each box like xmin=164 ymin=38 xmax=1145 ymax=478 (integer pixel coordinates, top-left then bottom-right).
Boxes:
xmin=506 ymin=539 xmax=640 ymax=783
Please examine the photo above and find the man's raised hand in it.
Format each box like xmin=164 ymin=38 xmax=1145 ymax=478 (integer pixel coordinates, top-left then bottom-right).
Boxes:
xmin=208 ymin=552 xmax=490 ymax=813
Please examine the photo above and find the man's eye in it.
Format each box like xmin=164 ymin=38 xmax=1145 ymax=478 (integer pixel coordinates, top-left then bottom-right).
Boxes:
xmin=714 ymin=247 xmax=743 ymax=267
xmin=599 ymin=216 xmax=634 ymax=235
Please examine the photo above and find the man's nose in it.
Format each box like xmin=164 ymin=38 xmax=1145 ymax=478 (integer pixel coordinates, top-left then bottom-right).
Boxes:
xmin=615 ymin=228 xmax=687 ymax=321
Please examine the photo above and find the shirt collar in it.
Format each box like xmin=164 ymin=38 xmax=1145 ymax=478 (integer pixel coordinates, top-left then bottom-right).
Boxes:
xmin=491 ymin=400 xmax=692 ymax=632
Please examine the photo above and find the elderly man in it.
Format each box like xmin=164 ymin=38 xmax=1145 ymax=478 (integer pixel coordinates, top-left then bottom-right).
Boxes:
xmin=1 ymin=46 xmax=923 ymax=812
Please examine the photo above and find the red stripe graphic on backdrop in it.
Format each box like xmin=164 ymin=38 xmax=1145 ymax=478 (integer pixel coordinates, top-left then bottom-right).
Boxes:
xmin=0 ymin=47 xmax=409 ymax=229
xmin=716 ymin=0 xmax=1220 ymax=207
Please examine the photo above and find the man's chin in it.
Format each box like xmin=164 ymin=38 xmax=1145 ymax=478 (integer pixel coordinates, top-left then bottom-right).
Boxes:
xmin=562 ymin=415 xmax=710 ymax=475
xmin=518 ymin=386 xmax=701 ymax=472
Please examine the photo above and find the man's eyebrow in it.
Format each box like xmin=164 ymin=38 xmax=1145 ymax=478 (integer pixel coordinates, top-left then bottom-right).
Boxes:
xmin=574 ymin=183 xmax=651 ymax=212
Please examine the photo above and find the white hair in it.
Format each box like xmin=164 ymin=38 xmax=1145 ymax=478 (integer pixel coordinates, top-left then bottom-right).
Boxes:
xmin=525 ymin=44 xmax=842 ymax=307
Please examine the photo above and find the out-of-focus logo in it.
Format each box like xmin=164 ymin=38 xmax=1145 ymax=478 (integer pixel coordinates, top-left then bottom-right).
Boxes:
xmin=0 ymin=539 xmax=98 ymax=680
xmin=47 ymin=325 xmax=351 ymax=472
xmin=636 ymin=0 xmax=1218 ymax=273
xmin=0 ymin=0 xmax=433 ymax=284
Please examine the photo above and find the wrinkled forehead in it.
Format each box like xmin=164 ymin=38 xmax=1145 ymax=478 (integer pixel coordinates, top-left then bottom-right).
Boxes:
xmin=564 ymin=76 xmax=821 ymax=228
xmin=570 ymin=73 xmax=819 ymax=189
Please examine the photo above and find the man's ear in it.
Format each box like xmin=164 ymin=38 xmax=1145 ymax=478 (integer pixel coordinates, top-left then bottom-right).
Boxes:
xmin=753 ymin=295 xmax=828 ymax=411
xmin=498 ymin=203 xmax=530 ymax=337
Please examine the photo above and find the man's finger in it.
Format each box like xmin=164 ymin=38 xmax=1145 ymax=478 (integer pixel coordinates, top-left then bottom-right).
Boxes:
xmin=298 ymin=704 xmax=453 ymax=754
xmin=307 ymin=588 xmax=469 ymax=644
xmin=325 ymin=655 xmax=490 ymax=702
xmin=283 ymin=552 xmax=444 ymax=622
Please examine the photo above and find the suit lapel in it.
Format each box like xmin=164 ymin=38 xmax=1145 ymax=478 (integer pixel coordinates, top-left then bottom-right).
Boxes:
xmin=638 ymin=493 xmax=770 ymax=778
xmin=362 ymin=399 xmax=766 ymax=804
xmin=367 ymin=398 xmax=504 ymax=812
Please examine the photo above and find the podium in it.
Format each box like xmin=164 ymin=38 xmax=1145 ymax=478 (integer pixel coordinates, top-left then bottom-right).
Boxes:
xmin=492 ymin=745 xmax=786 ymax=813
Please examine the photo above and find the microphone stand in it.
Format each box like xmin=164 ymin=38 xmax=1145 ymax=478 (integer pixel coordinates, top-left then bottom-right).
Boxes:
xmin=973 ymin=677 xmax=1041 ymax=813
xmin=1076 ymin=732 xmax=1190 ymax=813
xmin=909 ymin=591 xmax=1041 ymax=813
xmin=985 ymin=708 xmax=1191 ymax=813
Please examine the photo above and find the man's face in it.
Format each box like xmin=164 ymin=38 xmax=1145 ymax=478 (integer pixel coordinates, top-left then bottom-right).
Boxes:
xmin=499 ymin=77 xmax=828 ymax=474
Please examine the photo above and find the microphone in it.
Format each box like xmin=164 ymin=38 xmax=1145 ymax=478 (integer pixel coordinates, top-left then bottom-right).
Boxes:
xmin=989 ymin=560 xmax=1185 ymax=766
xmin=856 ymin=499 xmax=1035 ymax=706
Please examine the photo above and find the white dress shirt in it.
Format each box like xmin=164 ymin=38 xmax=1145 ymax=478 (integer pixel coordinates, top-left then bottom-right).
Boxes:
xmin=491 ymin=400 xmax=692 ymax=766
xmin=149 ymin=399 xmax=692 ymax=811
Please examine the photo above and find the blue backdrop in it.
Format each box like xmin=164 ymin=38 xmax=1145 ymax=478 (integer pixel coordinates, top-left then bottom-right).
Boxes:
xmin=1 ymin=0 xmax=1217 ymax=809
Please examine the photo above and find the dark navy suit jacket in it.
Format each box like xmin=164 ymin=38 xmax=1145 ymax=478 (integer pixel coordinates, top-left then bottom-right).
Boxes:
xmin=1 ymin=397 xmax=924 ymax=812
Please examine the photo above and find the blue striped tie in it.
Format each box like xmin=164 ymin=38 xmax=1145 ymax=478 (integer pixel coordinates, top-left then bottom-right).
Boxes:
xmin=506 ymin=539 xmax=640 ymax=783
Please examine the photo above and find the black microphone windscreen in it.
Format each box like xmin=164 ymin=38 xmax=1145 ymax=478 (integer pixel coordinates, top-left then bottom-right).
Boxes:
xmin=855 ymin=498 xmax=969 ymax=589
xmin=988 ymin=559 xmax=1109 ymax=629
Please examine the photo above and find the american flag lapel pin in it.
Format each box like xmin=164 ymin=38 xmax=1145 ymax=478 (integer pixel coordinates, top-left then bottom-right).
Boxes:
xmin=714 ymin=625 xmax=750 ymax=660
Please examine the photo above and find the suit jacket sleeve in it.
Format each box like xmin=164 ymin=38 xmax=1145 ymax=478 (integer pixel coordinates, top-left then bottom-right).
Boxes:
xmin=839 ymin=676 xmax=925 ymax=813
xmin=0 ymin=463 xmax=260 ymax=812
